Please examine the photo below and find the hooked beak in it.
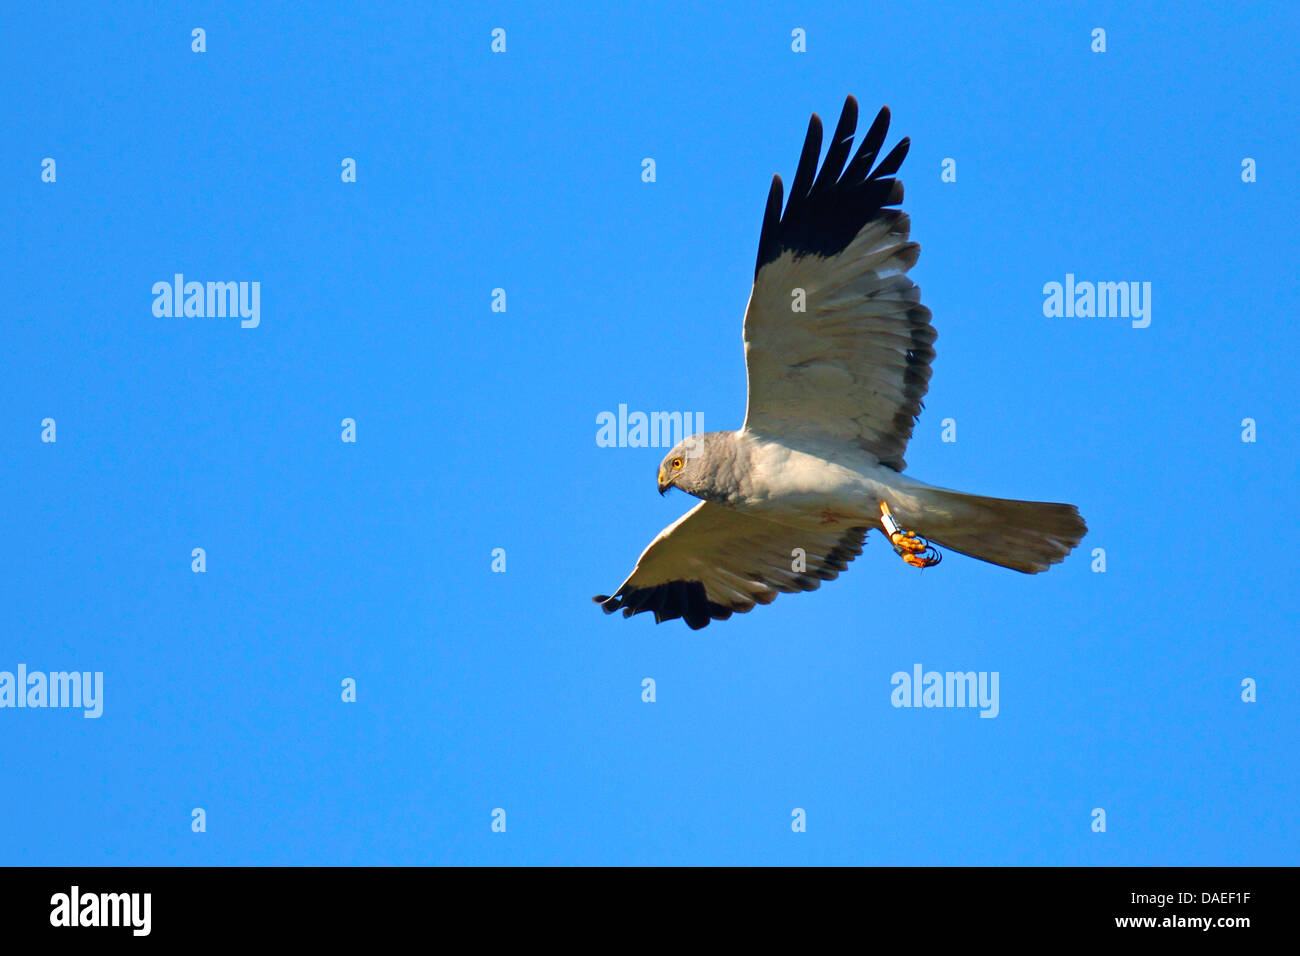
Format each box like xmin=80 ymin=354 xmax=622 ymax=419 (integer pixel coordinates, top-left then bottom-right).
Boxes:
xmin=657 ymin=470 xmax=671 ymax=495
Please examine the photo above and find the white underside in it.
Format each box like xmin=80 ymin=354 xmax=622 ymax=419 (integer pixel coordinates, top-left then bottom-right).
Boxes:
xmin=730 ymin=430 xmax=941 ymax=532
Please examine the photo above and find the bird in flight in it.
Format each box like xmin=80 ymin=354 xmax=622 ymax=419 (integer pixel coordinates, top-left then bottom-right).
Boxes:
xmin=594 ymin=96 xmax=1086 ymax=629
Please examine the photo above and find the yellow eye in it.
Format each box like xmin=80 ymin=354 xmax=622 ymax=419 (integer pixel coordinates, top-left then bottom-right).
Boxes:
xmin=672 ymin=458 xmax=683 ymax=470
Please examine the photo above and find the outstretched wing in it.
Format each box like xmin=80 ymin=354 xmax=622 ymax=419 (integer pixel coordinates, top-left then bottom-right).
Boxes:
xmin=743 ymin=96 xmax=936 ymax=471
xmin=593 ymin=502 xmax=869 ymax=630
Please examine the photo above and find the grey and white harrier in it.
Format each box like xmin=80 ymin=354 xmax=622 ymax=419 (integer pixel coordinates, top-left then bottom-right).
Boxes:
xmin=595 ymin=96 xmax=1086 ymax=629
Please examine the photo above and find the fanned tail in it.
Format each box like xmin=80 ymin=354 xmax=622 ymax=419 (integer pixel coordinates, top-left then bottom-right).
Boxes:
xmin=906 ymin=489 xmax=1087 ymax=574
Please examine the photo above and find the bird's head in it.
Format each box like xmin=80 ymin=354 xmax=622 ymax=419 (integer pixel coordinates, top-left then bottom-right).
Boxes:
xmin=656 ymin=434 xmax=712 ymax=497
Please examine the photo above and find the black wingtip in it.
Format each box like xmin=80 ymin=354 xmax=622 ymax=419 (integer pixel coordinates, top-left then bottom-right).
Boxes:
xmin=754 ymin=174 xmax=785 ymax=277
xmin=873 ymin=137 xmax=910 ymax=178
xmin=787 ymin=111 xmax=824 ymax=203
xmin=753 ymin=96 xmax=909 ymax=276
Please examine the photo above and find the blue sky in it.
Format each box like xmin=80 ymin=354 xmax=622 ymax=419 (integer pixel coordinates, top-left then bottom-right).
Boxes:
xmin=2 ymin=1 xmax=1296 ymax=865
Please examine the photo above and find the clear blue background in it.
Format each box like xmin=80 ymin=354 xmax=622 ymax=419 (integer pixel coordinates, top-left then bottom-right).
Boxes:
xmin=2 ymin=1 xmax=1296 ymax=865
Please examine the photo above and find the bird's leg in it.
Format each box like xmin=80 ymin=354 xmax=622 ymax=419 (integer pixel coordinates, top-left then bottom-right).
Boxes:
xmin=879 ymin=501 xmax=942 ymax=569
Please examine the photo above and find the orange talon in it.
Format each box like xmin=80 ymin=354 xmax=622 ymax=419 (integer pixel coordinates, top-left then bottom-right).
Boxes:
xmin=879 ymin=501 xmax=943 ymax=570
xmin=890 ymin=531 xmax=928 ymax=554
